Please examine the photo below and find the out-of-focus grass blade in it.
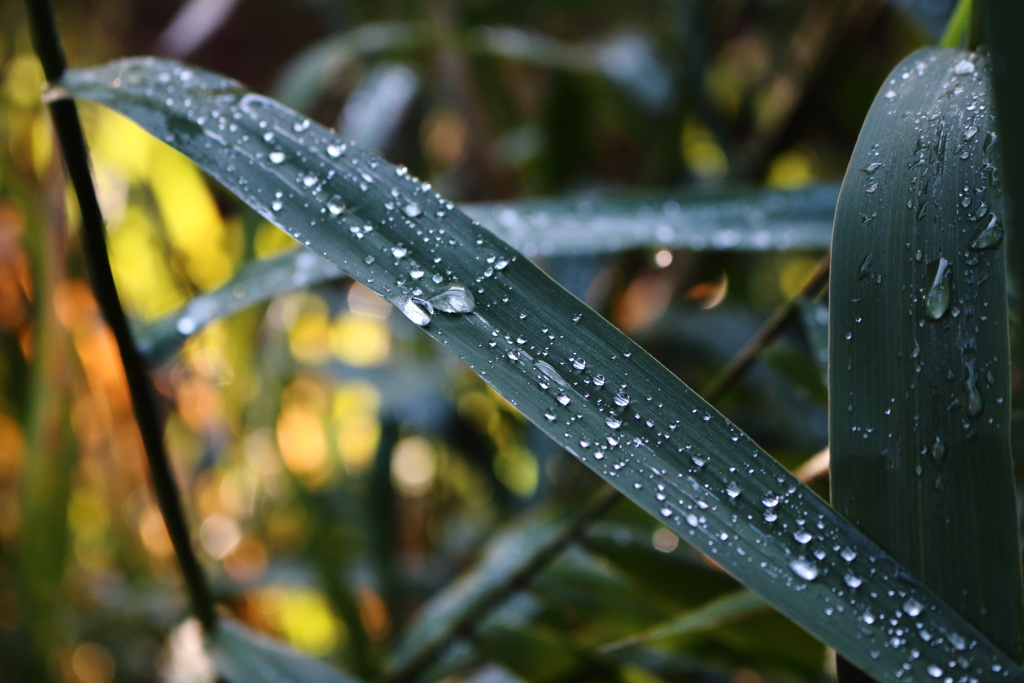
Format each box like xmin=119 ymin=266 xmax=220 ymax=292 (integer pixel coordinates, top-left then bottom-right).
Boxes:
xmin=829 ymin=45 xmax=1023 ymax=676
xmin=57 ymin=57 xmax=1024 ymax=681
xmin=207 ymin=618 xmax=363 ymax=683
xmin=599 ymin=590 xmax=767 ymax=651
xmin=337 ymin=62 xmax=420 ymax=153
xmin=461 ymin=184 xmax=837 ymax=258
xmin=138 ymin=184 xmax=837 ymax=365
xmin=135 ymin=248 xmax=341 ymax=364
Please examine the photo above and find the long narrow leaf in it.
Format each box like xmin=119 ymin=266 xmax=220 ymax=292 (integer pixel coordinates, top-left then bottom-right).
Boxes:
xmin=55 ymin=57 xmax=1024 ymax=682
xmin=600 ymin=590 xmax=767 ymax=651
xmin=136 ymin=184 xmax=836 ymax=365
xmin=829 ymin=47 xmax=1023 ymax=668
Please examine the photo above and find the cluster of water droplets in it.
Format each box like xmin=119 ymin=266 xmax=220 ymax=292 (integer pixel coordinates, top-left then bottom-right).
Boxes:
xmin=843 ymin=49 xmax=1008 ymax=462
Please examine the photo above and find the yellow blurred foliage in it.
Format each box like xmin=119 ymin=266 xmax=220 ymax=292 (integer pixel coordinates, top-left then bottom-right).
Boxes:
xmin=149 ymin=145 xmax=235 ymax=289
xmin=250 ymin=587 xmax=345 ymax=657
xmin=92 ymin=110 xmax=154 ymax=182
xmin=107 ymin=205 xmax=185 ymax=319
xmin=329 ymin=312 xmax=389 ymax=367
xmin=254 ymin=220 xmax=298 ymax=258
xmin=333 ymin=382 xmax=381 ymax=473
xmin=277 ymin=405 xmax=328 ymax=478
xmin=681 ymin=117 xmax=727 ymax=180
xmin=767 ymin=148 xmax=815 ymax=190
xmin=3 ymin=54 xmax=43 ymax=108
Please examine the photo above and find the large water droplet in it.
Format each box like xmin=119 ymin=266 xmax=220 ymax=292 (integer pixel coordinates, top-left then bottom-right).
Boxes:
xmin=925 ymin=257 xmax=951 ymax=320
xmin=970 ymin=213 xmax=1003 ymax=250
xmin=399 ymin=297 xmax=432 ymax=326
xmin=613 ymin=390 xmax=630 ymax=407
xmin=268 ymin=151 xmax=285 ymax=164
xmin=326 ymin=195 xmax=344 ymax=215
xmin=427 ymin=284 xmax=476 ymax=314
xmin=856 ymin=253 xmax=873 ymax=280
xmin=404 ymin=203 xmax=423 ymax=218
xmin=953 ymin=59 xmax=975 ymax=75
xmin=789 ymin=558 xmax=818 ymax=581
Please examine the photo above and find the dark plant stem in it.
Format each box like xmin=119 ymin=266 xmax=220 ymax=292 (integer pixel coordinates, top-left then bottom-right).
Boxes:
xmin=701 ymin=255 xmax=830 ymax=403
xmin=24 ymin=0 xmax=217 ymax=632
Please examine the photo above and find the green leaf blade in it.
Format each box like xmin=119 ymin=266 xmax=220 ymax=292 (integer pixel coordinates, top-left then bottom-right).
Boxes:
xmin=57 ymin=57 xmax=1024 ymax=682
xmin=829 ymin=46 xmax=1023 ymax=665
xmin=208 ymin=619 xmax=363 ymax=683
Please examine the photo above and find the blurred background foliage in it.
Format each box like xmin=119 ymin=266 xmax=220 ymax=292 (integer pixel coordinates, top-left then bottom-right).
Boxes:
xmin=0 ymin=0 xmax=958 ymax=682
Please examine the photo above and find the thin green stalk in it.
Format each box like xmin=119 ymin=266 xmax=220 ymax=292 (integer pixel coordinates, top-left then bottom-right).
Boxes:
xmin=940 ymin=0 xmax=973 ymax=48
xmin=23 ymin=0 xmax=217 ymax=632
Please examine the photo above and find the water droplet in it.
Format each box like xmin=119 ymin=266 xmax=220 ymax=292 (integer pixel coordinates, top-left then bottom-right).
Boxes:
xmin=508 ymin=349 xmax=521 ymax=361
xmin=762 ymin=494 xmax=778 ymax=508
xmin=392 ymin=246 xmax=408 ymax=258
xmin=268 ymin=151 xmax=285 ymax=164
xmin=410 ymin=268 xmax=425 ymax=280
xmin=856 ymin=253 xmax=873 ymax=280
xmin=427 ymin=284 xmax=475 ymax=314
xmin=794 ymin=529 xmax=812 ymax=544
xmin=326 ymin=143 xmax=346 ymax=158
xmin=841 ymin=547 xmax=857 ymax=562
xmin=884 ymin=90 xmax=897 ymax=100
xmin=660 ymin=507 xmax=672 ymax=518
xmin=293 ymin=118 xmax=311 ymax=132
xmin=927 ymin=664 xmax=943 ymax=679
xmin=862 ymin=611 xmax=876 ymax=625
xmin=399 ymin=297 xmax=432 ymax=326
xmin=271 ymin=200 xmax=283 ymax=212
xmin=984 ymin=131 xmax=998 ymax=154
xmin=953 ymin=59 xmax=975 ymax=75
xmin=176 ymin=317 xmax=197 ymax=335
xmin=925 ymin=257 xmax=951 ymax=320
xmin=965 ymin=126 xmax=978 ymax=141
xmin=725 ymin=481 xmax=741 ymax=498
xmin=789 ymin=558 xmax=818 ymax=581
xmin=844 ymin=572 xmax=862 ymax=588
xmin=302 ymin=174 xmax=318 ymax=188
xmin=326 ymin=195 xmax=344 ymax=215
xmin=404 ymin=203 xmax=423 ymax=218
xmin=903 ymin=598 xmax=922 ymax=617
xmin=606 ymin=415 xmax=622 ymax=429
xmin=970 ymin=213 xmax=1003 ymax=250
xmin=556 ymin=392 xmax=571 ymax=406
xmin=613 ymin=390 xmax=630 ymax=407
xmin=593 ymin=375 xmax=606 ymax=387
xmin=544 ymin=410 xmax=556 ymax=421
xmin=572 ymin=358 xmax=587 ymax=371
xmin=495 ymin=257 xmax=510 ymax=270
xmin=932 ymin=436 xmax=945 ymax=464
xmin=861 ymin=162 xmax=882 ymax=173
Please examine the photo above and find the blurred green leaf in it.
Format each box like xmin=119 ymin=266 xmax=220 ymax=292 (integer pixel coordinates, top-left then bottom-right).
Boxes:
xmin=57 ymin=57 xmax=1024 ymax=682
xmin=207 ymin=619 xmax=363 ymax=683
xmin=600 ymin=590 xmax=767 ymax=651
xmin=829 ymin=46 xmax=1023 ymax=671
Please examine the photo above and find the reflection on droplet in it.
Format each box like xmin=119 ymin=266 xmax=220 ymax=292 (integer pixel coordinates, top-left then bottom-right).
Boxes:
xmin=399 ymin=297 xmax=432 ymax=326
xmin=925 ymin=257 xmax=951 ymax=320
xmin=790 ymin=558 xmax=818 ymax=581
xmin=427 ymin=284 xmax=476 ymax=314
xmin=970 ymin=213 xmax=1003 ymax=250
